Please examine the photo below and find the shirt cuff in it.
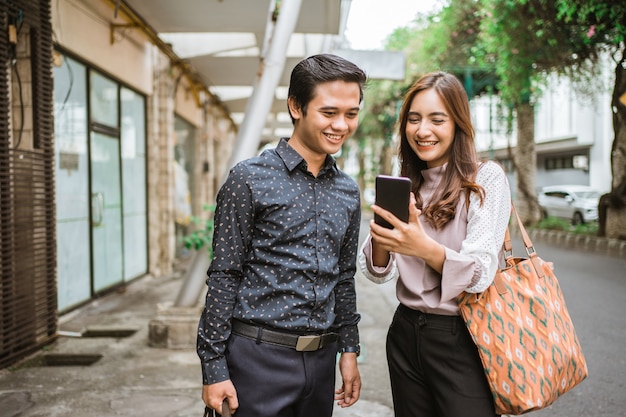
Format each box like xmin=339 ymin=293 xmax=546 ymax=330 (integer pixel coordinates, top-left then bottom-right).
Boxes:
xmin=358 ymin=237 xmax=398 ymax=284
xmin=202 ymin=357 xmax=230 ymax=385
xmin=337 ymin=324 xmax=359 ymax=351
xmin=440 ymin=247 xmax=479 ymax=303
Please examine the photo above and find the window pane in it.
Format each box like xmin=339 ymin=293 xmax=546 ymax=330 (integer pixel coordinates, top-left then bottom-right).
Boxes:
xmin=90 ymin=72 xmax=118 ymax=127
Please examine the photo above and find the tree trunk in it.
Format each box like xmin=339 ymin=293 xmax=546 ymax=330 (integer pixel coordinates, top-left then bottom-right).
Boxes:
xmin=376 ymin=136 xmax=395 ymax=176
xmin=600 ymin=50 xmax=626 ymax=240
xmin=513 ymin=102 xmax=541 ymax=224
xmin=356 ymin=138 xmax=366 ymax=203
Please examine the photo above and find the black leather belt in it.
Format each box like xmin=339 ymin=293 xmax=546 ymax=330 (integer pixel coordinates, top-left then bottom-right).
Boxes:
xmin=231 ymin=320 xmax=338 ymax=352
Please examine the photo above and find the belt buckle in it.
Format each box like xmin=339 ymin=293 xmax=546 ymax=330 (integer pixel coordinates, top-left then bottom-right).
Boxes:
xmin=295 ymin=335 xmax=321 ymax=351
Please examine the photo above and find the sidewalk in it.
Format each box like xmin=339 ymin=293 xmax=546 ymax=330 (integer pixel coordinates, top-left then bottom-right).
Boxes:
xmin=0 ymin=215 xmax=398 ymax=417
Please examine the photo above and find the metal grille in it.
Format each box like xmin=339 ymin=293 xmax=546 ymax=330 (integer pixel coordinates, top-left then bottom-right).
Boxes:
xmin=0 ymin=0 xmax=57 ymax=369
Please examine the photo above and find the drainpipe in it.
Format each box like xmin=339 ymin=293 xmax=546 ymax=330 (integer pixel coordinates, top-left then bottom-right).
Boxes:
xmin=174 ymin=0 xmax=302 ymax=308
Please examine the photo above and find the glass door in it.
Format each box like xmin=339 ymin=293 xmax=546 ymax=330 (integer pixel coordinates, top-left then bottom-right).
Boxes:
xmin=54 ymin=56 xmax=91 ymax=311
xmin=90 ymin=132 xmax=124 ymax=291
xmin=89 ymin=71 xmax=124 ymax=292
xmin=54 ymin=59 xmax=147 ymax=309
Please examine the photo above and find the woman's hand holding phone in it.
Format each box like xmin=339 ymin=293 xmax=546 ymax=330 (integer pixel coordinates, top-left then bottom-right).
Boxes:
xmin=370 ymin=192 xmax=445 ymax=273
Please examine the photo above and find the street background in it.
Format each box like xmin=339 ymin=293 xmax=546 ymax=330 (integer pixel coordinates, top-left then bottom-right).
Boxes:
xmin=0 ymin=212 xmax=624 ymax=416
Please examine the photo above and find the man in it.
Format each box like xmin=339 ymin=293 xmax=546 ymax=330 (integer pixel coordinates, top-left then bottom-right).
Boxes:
xmin=197 ymin=54 xmax=367 ymax=417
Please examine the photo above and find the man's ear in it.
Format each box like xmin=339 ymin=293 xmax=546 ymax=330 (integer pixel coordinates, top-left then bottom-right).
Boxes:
xmin=287 ymin=97 xmax=302 ymax=121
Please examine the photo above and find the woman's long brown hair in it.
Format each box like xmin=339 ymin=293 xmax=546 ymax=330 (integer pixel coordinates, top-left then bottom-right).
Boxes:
xmin=398 ymin=72 xmax=484 ymax=229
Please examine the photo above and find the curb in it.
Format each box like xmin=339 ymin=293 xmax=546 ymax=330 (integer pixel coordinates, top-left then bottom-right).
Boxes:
xmin=510 ymin=228 xmax=626 ymax=258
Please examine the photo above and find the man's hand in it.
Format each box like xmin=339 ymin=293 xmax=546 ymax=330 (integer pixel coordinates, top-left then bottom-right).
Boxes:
xmin=335 ymin=352 xmax=361 ymax=407
xmin=202 ymin=380 xmax=238 ymax=415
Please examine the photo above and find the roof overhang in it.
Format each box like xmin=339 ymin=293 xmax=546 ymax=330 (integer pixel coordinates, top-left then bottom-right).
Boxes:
xmin=123 ymin=0 xmax=346 ymax=139
xmin=121 ymin=0 xmax=406 ymax=145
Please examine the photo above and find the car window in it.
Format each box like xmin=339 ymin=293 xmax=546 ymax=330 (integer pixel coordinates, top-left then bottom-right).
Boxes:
xmin=574 ymin=191 xmax=600 ymax=199
xmin=545 ymin=191 xmax=567 ymax=199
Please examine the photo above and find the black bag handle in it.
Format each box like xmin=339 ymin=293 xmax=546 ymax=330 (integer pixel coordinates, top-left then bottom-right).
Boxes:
xmin=204 ymin=399 xmax=231 ymax=417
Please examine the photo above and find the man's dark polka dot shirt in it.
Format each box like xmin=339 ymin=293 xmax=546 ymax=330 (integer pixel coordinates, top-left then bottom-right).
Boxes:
xmin=197 ymin=138 xmax=362 ymax=385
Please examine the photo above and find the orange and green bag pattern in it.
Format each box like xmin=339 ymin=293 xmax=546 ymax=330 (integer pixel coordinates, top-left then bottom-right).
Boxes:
xmin=458 ymin=207 xmax=588 ymax=415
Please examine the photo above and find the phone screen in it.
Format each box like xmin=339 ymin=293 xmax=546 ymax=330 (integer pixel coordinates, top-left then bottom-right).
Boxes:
xmin=374 ymin=175 xmax=411 ymax=229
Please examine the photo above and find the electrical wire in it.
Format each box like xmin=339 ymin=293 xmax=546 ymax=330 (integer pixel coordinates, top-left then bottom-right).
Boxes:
xmin=10 ymin=10 xmax=25 ymax=150
xmin=10 ymin=58 xmax=24 ymax=149
xmin=56 ymin=54 xmax=75 ymax=119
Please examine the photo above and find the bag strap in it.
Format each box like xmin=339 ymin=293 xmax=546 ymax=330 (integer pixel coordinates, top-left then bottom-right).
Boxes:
xmin=505 ymin=202 xmax=545 ymax=279
xmin=511 ymin=204 xmax=534 ymax=252
xmin=465 ymin=198 xmax=546 ymax=299
xmin=503 ymin=227 xmax=513 ymax=258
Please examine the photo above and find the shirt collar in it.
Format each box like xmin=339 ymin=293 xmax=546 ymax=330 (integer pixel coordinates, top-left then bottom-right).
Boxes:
xmin=276 ymin=138 xmax=337 ymax=174
xmin=422 ymin=162 xmax=447 ymax=182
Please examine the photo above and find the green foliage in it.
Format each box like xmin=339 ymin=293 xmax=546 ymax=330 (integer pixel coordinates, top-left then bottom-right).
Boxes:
xmin=571 ymin=221 xmax=599 ymax=235
xmin=358 ymin=0 xmax=626 ymax=121
xmin=354 ymin=0 xmax=626 ymax=179
xmin=479 ymin=0 xmax=559 ymax=105
xmin=386 ymin=26 xmax=418 ymax=51
xmin=429 ymin=0 xmax=483 ymax=67
xmin=478 ymin=0 xmax=626 ymax=106
xmin=359 ymin=79 xmax=403 ymax=140
xmin=549 ymin=1 xmax=626 ymax=96
xmin=181 ymin=204 xmax=216 ymax=255
xmin=535 ymin=216 xmax=599 ymax=235
xmin=556 ymin=0 xmax=626 ymax=47
xmin=536 ymin=216 xmax=572 ymax=231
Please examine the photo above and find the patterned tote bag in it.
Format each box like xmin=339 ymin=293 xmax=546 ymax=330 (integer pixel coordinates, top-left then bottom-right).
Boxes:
xmin=457 ymin=205 xmax=588 ymax=415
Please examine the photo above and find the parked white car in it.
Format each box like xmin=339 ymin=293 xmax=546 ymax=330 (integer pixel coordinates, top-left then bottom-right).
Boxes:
xmin=538 ymin=185 xmax=600 ymax=225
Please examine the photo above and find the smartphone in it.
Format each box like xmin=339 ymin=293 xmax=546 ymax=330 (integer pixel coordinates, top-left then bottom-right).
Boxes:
xmin=374 ymin=175 xmax=411 ymax=229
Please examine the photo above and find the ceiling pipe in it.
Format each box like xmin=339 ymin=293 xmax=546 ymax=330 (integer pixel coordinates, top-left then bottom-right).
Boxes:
xmin=224 ymin=0 xmax=302 ymax=173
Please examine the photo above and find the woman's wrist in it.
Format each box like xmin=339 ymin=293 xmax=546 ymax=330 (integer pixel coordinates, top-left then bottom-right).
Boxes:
xmin=371 ymin=240 xmax=391 ymax=267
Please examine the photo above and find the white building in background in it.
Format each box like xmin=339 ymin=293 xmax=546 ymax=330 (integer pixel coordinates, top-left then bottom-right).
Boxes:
xmin=472 ymin=67 xmax=614 ymax=195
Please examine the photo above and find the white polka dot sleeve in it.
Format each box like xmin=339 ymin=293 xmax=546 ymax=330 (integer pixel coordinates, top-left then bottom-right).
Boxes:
xmin=462 ymin=161 xmax=511 ymax=293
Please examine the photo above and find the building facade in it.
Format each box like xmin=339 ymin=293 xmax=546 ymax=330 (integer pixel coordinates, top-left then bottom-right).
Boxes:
xmin=472 ymin=70 xmax=614 ymax=196
xmin=1 ymin=0 xmax=236 ymax=368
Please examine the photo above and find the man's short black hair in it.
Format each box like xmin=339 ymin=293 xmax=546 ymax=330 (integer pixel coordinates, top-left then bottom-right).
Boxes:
xmin=287 ymin=54 xmax=367 ymax=124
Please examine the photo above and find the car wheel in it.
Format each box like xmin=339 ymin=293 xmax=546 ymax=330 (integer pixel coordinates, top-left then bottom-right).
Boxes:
xmin=572 ymin=212 xmax=584 ymax=225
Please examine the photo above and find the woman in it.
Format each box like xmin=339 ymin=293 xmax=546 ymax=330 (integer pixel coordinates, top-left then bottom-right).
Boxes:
xmin=359 ymin=72 xmax=510 ymax=417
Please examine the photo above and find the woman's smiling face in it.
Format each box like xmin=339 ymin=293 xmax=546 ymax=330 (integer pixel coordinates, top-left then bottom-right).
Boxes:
xmin=405 ymin=88 xmax=456 ymax=168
